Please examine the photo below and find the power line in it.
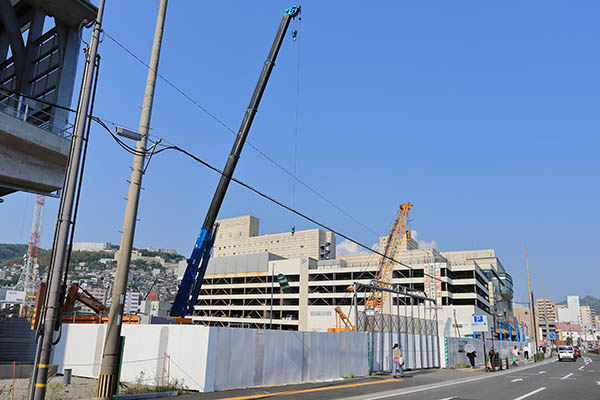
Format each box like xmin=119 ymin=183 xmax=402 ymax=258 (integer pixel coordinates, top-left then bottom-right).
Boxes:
xmin=102 ymin=30 xmax=379 ymax=237
xmin=94 ymin=121 xmax=486 ymax=299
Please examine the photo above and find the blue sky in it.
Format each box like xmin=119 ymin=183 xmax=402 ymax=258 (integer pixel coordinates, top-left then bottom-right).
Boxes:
xmin=1 ymin=1 xmax=599 ymax=303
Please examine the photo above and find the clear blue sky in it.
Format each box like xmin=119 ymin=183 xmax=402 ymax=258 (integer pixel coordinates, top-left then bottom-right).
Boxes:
xmin=2 ymin=1 xmax=599 ymax=304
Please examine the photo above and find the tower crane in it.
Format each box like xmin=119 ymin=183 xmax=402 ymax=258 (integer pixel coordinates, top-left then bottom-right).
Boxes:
xmin=170 ymin=5 xmax=302 ymax=317
xmin=15 ymin=194 xmax=45 ymax=307
xmin=365 ymin=202 xmax=412 ymax=314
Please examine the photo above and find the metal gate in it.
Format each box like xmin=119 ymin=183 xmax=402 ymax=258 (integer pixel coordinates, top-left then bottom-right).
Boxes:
xmin=352 ymin=281 xmax=440 ymax=373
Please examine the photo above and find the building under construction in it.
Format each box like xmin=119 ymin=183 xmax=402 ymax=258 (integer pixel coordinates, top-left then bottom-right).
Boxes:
xmin=191 ymin=214 xmax=517 ymax=337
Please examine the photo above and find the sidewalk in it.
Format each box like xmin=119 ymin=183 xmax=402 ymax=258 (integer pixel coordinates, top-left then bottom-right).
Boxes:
xmin=174 ymin=358 xmax=554 ymax=400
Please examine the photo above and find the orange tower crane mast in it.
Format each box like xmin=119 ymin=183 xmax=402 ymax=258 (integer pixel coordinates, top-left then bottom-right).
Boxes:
xmin=366 ymin=202 xmax=412 ymax=313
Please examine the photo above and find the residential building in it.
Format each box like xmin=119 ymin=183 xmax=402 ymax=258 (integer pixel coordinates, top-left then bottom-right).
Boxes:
xmin=72 ymin=241 xmax=112 ymax=252
xmin=535 ymin=298 xmax=557 ymax=323
xmin=146 ymin=247 xmax=177 ymax=254
xmin=124 ymin=292 xmax=140 ymax=314
xmin=212 ymin=215 xmax=336 ymax=260
xmin=580 ymin=305 xmax=596 ymax=327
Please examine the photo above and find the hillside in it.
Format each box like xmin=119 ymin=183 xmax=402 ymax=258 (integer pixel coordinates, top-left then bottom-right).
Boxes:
xmin=557 ymin=296 xmax=600 ymax=315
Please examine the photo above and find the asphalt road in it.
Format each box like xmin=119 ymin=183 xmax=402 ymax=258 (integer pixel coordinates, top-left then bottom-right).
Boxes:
xmin=349 ymin=353 xmax=600 ymax=400
xmin=176 ymin=353 xmax=600 ymax=400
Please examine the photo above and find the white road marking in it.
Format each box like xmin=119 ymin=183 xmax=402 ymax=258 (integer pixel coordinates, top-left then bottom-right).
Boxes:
xmin=366 ymin=359 xmax=557 ymax=400
xmin=538 ymin=371 xmax=546 ymax=374
xmin=513 ymin=387 xmax=546 ymax=400
xmin=578 ymin=365 xmax=585 ymax=371
xmin=561 ymin=373 xmax=574 ymax=380
xmin=596 ymin=381 xmax=600 ymax=385
xmin=511 ymin=378 xmax=524 ymax=382
xmin=437 ymin=397 xmax=456 ymax=400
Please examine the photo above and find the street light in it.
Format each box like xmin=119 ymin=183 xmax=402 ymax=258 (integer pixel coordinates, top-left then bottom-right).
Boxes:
xmin=115 ymin=126 xmax=142 ymax=141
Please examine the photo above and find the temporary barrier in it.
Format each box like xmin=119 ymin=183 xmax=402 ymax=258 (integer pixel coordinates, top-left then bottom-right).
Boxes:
xmin=51 ymin=324 xmax=368 ymax=392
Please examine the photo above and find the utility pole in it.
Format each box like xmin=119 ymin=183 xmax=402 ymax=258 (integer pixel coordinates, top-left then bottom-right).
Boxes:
xmin=525 ymin=246 xmax=539 ymax=360
xmin=97 ymin=0 xmax=168 ymax=397
xmin=32 ymin=1 xmax=105 ymax=398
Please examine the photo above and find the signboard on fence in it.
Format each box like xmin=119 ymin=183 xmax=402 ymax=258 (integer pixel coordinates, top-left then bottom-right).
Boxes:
xmin=471 ymin=315 xmax=489 ymax=332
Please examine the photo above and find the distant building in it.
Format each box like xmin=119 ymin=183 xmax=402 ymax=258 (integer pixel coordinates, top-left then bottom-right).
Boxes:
xmin=513 ymin=304 xmax=534 ymax=340
xmin=557 ymin=296 xmax=581 ymax=324
xmin=72 ymin=241 xmax=112 ymax=252
xmin=556 ymin=322 xmax=582 ymax=342
xmin=146 ymin=247 xmax=177 ymax=255
xmin=213 ymin=215 xmax=335 ymax=261
xmin=0 ymin=289 xmax=25 ymax=308
xmin=580 ymin=305 xmax=596 ymax=335
xmin=535 ymin=298 xmax=557 ymax=323
xmin=124 ymin=292 xmax=140 ymax=314
xmin=139 ymin=300 xmax=170 ymax=317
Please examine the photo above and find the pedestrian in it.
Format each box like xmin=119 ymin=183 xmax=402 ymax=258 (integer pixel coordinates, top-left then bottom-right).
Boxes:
xmin=512 ymin=346 xmax=519 ymax=366
xmin=488 ymin=347 xmax=496 ymax=372
xmin=392 ymin=344 xmax=405 ymax=378
xmin=524 ymin=344 xmax=529 ymax=360
xmin=467 ymin=350 xmax=477 ymax=368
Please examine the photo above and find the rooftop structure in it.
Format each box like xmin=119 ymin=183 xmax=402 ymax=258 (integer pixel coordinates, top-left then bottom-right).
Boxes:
xmin=213 ymin=215 xmax=335 ymax=260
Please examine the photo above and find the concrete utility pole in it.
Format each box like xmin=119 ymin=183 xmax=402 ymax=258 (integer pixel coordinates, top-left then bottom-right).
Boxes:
xmin=32 ymin=1 xmax=105 ymax=398
xmin=525 ymin=246 xmax=540 ymax=359
xmin=97 ymin=0 xmax=168 ymax=397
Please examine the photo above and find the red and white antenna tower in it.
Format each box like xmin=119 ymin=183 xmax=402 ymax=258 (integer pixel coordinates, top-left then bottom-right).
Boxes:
xmin=16 ymin=195 xmax=45 ymax=303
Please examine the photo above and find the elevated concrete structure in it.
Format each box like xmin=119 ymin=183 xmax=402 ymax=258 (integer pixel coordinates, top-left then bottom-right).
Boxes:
xmin=0 ymin=0 xmax=96 ymax=197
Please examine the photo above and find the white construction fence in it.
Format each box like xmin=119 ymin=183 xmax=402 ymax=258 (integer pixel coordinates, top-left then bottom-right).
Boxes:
xmin=51 ymin=324 xmax=368 ymax=392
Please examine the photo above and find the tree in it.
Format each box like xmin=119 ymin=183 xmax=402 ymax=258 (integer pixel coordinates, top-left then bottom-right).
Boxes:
xmin=566 ymin=336 xmax=573 ymax=345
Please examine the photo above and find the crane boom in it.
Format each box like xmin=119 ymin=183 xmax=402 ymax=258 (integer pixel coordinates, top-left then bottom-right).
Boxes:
xmin=366 ymin=202 xmax=412 ymax=313
xmin=170 ymin=5 xmax=302 ymax=317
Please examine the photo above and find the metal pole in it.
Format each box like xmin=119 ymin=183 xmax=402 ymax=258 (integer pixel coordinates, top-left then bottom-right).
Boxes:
xmin=353 ymin=284 xmax=358 ymax=331
xmin=270 ymin=266 xmax=274 ymax=329
xmin=396 ymin=290 xmax=400 ymax=348
xmin=525 ymin=246 xmax=540 ymax=360
xmin=32 ymin=2 xmax=105 ymax=398
xmin=97 ymin=1 xmax=168 ymax=397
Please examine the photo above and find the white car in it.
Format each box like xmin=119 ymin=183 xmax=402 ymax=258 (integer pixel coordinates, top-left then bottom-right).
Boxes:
xmin=558 ymin=345 xmax=576 ymax=362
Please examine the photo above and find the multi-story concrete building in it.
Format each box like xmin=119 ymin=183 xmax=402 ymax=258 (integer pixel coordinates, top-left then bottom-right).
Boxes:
xmin=535 ymin=298 xmax=558 ymax=323
xmin=440 ymin=249 xmax=517 ymax=338
xmin=72 ymin=241 xmax=112 ymax=252
xmin=580 ymin=305 xmax=596 ymax=326
xmin=557 ymin=296 xmax=581 ymax=324
xmin=212 ymin=216 xmax=335 ymax=260
xmin=513 ymin=304 xmax=535 ymax=340
xmin=193 ymin=222 xmax=508 ymax=337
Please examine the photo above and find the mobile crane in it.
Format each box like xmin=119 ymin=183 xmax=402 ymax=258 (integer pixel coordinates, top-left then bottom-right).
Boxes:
xmin=170 ymin=5 xmax=302 ymax=317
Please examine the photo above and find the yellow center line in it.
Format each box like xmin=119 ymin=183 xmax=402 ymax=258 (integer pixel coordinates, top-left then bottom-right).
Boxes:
xmin=217 ymin=378 xmax=399 ymax=400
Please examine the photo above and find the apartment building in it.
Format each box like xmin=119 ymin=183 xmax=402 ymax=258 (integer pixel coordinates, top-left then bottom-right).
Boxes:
xmin=193 ymin=224 xmax=496 ymax=336
xmin=535 ymin=298 xmax=558 ymax=323
xmin=580 ymin=305 xmax=596 ymax=329
xmin=71 ymin=241 xmax=112 ymax=252
xmin=212 ymin=216 xmax=335 ymax=260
